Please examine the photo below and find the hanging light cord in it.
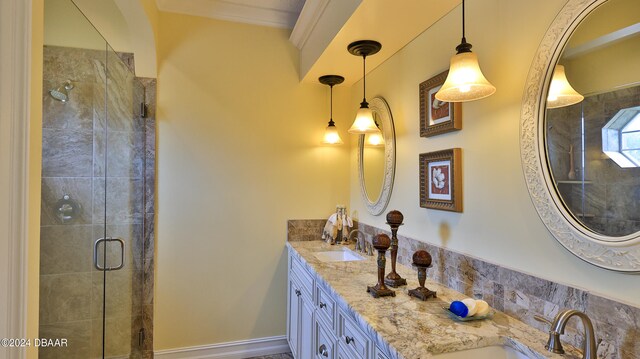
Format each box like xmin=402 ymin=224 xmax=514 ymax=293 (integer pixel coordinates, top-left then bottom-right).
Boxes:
xmin=456 ymin=0 xmax=472 ymax=53
xmin=361 ymin=54 xmax=368 ymax=107
xmin=462 ymin=0 xmax=466 ymax=43
xmin=329 ymin=84 xmax=334 ymax=124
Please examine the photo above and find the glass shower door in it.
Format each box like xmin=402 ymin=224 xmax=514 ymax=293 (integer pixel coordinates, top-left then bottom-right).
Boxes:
xmin=41 ymin=1 xmax=147 ymax=357
xmin=92 ymin=45 xmax=146 ymax=359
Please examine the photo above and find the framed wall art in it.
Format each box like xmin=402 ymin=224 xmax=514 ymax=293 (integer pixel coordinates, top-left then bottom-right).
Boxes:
xmin=419 ymin=70 xmax=462 ymax=137
xmin=419 ymin=148 xmax=462 ymax=212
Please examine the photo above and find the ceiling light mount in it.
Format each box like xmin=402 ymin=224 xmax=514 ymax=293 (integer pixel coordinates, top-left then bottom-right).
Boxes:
xmin=347 ymin=40 xmax=382 ymax=58
xmin=318 ymin=75 xmax=345 ymax=87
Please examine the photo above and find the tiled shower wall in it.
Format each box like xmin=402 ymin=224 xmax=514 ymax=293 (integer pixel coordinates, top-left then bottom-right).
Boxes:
xmin=287 ymin=219 xmax=640 ymax=359
xmin=139 ymin=77 xmax=156 ymax=359
xmin=40 ymin=45 xmax=155 ymax=359
xmin=547 ymin=86 xmax=640 ymax=236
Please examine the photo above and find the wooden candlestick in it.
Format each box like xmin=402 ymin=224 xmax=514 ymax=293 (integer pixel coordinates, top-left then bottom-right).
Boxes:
xmin=408 ymin=250 xmax=437 ymax=301
xmin=367 ymin=234 xmax=396 ymax=298
xmin=384 ymin=210 xmax=407 ymax=287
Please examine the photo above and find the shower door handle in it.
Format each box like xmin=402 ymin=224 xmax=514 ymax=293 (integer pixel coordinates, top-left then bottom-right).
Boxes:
xmin=93 ymin=237 xmax=126 ymax=271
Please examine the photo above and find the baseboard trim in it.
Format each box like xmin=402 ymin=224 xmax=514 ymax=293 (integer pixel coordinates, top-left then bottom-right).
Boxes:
xmin=154 ymin=335 xmax=290 ymax=359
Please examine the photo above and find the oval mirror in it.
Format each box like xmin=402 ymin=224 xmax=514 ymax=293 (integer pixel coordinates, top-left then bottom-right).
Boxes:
xmin=358 ymin=97 xmax=395 ymax=215
xmin=521 ymin=0 xmax=640 ymax=271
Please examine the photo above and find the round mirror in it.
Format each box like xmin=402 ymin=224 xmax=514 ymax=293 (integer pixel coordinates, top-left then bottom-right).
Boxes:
xmin=363 ymin=112 xmax=385 ymax=203
xmin=358 ymin=97 xmax=395 ymax=215
xmin=521 ymin=0 xmax=640 ymax=271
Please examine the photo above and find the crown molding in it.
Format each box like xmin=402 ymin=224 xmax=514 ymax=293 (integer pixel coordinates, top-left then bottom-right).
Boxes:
xmin=289 ymin=0 xmax=330 ymax=49
xmin=156 ymin=0 xmax=303 ymax=29
xmin=563 ymin=22 xmax=640 ymax=60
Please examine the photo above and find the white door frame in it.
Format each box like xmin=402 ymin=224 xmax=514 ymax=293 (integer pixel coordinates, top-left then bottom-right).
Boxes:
xmin=0 ymin=0 xmax=32 ymax=357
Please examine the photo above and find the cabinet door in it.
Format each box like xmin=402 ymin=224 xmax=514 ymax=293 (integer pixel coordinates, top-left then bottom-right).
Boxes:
xmin=288 ymin=276 xmax=302 ymax=358
xmin=299 ymin=295 xmax=315 ymax=359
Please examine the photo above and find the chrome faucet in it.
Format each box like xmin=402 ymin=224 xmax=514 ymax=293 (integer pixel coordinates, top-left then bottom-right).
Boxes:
xmin=348 ymin=229 xmax=371 ymax=255
xmin=541 ymin=309 xmax=597 ymax=359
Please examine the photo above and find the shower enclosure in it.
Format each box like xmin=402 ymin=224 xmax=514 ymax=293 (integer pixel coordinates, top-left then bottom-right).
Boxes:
xmin=40 ymin=0 xmax=155 ymax=358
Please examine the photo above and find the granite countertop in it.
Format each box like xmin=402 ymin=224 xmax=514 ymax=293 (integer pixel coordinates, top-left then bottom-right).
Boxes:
xmin=287 ymin=240 xmax=581 ymax=359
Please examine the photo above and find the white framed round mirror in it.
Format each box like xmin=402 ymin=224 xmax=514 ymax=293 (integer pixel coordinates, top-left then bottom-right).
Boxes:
xmin=521 ymin=0 xmax=640 ymax=271
xmin=358 ymin=97 xmax=396 ymax=216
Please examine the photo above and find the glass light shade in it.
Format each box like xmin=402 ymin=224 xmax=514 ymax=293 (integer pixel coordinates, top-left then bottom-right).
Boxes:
xmin=366 ymin=132 xmax=384 ymax=146
xmin=348 ymin=107 xmax=380 ymax=134
xmin=435 ymin=52 xmax=496 ymax=102
xmin=322 ymin=123 xmax=343 ymax=145
xmin=547 ymin=65 xmax=584 ymax=109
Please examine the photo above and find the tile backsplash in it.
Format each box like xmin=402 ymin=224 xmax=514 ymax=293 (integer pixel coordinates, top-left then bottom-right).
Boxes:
xmin=287 ymin=219 xmax=640 ymax=359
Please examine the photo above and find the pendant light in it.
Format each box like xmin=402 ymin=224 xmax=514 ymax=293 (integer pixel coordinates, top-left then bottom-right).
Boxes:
xmin=435 ymin=0 xmax=496 ymax=102
xmin=547 ymin=65 xmax=584 ymax=109
xmin=366 ymin=121 xmax=384 ymax=146
xmin=319 ymin=75 xmax=345 ymax=145
xmin=348 ymin=40 xmax=382 ymax=134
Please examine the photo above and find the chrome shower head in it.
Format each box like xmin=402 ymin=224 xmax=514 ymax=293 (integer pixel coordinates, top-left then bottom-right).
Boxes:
xmin=49 ymin=80 xmax=74 ymax=103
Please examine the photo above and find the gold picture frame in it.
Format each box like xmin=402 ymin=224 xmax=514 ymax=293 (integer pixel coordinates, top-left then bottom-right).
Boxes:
xmin=419 ymin=148 xmax=462 ymax=212
xmin=419 ymin=70 xmax=462 ymax=137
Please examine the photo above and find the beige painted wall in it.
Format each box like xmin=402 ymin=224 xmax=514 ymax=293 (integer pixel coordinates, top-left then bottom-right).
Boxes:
xmin=72 ymin=0 xmax=132 ymax=52
xmin=564 ymin=0 xmax=640 ymax=95
xmin=44 ymin=0 xmax=158 ymax=77
xmin=349 ymin=0 xmax=640 ymax=308
xmin=44 ymin=0 xmax=122 ymax=50
xmin=566 ymin=0 xmax=638 ymax=47
xmin=566 ymin=37 xmax=640 ymax=95
xmin=154 ymin=12 xmax=351 ymax=350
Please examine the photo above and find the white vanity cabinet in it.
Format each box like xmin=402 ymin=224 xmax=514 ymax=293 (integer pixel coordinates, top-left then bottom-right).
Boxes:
xmin=288 ymin=250 xmax=383 ymax=359
xmin=288 ymin=255 xmax=315 ymax=359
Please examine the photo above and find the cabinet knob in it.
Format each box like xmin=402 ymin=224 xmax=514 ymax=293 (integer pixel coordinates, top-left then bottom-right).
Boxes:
xmin=319 ymin=302 xmax=327 ymax=309
xmin=345 ymin=336 xmax=355 ymax=345
xmin=318 ymin=344 xmax=329 ymax=357
xmin=295 ymin=289 xmax=301 ymax=297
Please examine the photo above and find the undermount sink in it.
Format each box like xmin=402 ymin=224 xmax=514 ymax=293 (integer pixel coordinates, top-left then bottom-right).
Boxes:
xmin=314 ymin=247 xmax=365 ymax=262
xmin=432 ymin=345 xmax=533 ymax=359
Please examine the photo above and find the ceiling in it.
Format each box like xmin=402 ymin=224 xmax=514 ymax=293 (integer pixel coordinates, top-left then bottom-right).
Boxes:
xmin=292 ymin=0 xmax=460 ymax=85
xmin=155 ymin=0 xmax=306 ymax=28
xmin=155 ymin=0 xmax=461 ymax=85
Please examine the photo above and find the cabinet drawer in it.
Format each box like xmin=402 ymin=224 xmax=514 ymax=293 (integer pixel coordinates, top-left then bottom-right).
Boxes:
xmin=290 ymin=255 xmax=314 ymax=300
xmin=337 ymin=309 xmax=371 ymax=359
xmin=314 ymin=317 xmax=335 ymax=359
xmin=337 ymin=339 xmax=363 ymax=359
xmin=375 ymin=346 xmax=390 ymax=359
xmin=315 ymin=282 xmax=336 ymax=329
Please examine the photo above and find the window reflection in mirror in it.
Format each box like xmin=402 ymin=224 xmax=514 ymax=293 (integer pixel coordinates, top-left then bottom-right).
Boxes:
xmin=602 ymin=106 xmax=640 ymax=167
xmin=545 ymin=0 xmax=640 ymax=237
